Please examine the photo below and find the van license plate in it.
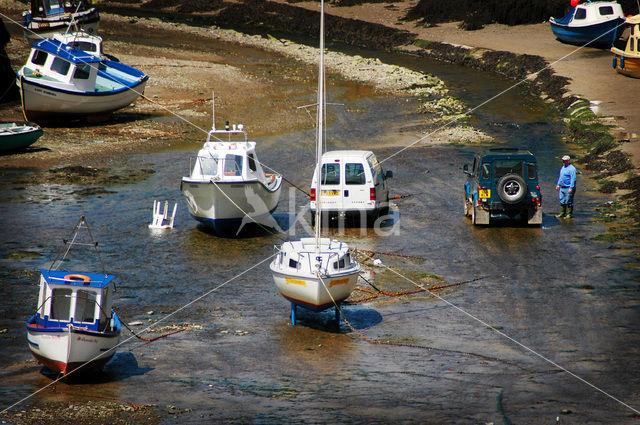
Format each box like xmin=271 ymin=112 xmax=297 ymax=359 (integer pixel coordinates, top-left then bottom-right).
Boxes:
xmin=479 ymin=189 xmax=490 ymax=199
xmin=321 ymin=190 xmax=340 ymax=196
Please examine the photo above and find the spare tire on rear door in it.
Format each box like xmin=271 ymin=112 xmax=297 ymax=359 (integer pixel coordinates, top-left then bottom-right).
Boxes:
xmin=497 ymin=174 xmax=526 ymax=204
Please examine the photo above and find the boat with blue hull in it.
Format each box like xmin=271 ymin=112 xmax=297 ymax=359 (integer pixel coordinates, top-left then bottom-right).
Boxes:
xmin=25 ymin=217 xmax=121 ymax=376
xmin=181 ymin=113 xmax=283 ymax=236
xmin=549 ymin=0 xmax=625 ymax=48
xmin=17 ymin=38 xmax=148 ymax=122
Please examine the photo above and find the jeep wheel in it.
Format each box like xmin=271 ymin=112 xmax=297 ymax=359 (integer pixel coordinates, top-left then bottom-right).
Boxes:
xmin=471 ymin=205 xmax=477 ymax=225
xmin=497 ymin=174 xmax=527 ymax=204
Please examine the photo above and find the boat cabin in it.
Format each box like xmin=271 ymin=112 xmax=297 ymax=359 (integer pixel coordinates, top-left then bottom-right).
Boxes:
xmin=188 ymin=127 xmax=273 ymax=184
xmin=560 ymin=1 xmax=624 ymax=26
xmin=23 ymin=38 xmax=101 ymax=91
xmin=619 ymin=15 xmax=640 ymax=56
xmin=32 ymin=269 xmax=116 ymax=332
xmin=275 ymin=238 xmax=356 ymax=277
xmin=29 ymin=0 xmax=94 ymax=18
xmin=53 ymin=31 xmax=104 ymax=58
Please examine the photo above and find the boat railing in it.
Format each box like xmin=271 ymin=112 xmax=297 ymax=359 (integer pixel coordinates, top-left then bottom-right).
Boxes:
xmin=206 ymin=123 xmax=248 ymax=144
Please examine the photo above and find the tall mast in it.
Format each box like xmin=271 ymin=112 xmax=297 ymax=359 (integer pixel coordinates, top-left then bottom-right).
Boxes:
xmin=314 ymin=0 xmax=325 ymax=245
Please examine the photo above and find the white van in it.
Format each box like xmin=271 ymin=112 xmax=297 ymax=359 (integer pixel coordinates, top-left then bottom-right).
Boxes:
xmin=310 ymin=150 xmax=392 ymax=223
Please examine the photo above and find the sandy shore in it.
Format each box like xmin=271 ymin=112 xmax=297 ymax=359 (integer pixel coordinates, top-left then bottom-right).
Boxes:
xmin=281 ymin=0 xmax=640 ymax=168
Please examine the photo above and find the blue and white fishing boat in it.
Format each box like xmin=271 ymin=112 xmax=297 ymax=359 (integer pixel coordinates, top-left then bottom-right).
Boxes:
xmin=180 ymin=104 xmax=283 ymax=236
xmin=16 ymin=38 xmax=148 ymax=122
xmin=549 ymin=0 xmax=625 ymax=48
xmin=269 ymin=0 xmax=361 ymax=326
xmin=25 ymin=217 xmax=121 ymax=376
xmin=0 ymin=122 xmax=43 ymax=152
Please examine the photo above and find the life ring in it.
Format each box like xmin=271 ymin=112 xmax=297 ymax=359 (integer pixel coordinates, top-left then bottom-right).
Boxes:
xmin=265 ymin=173 xmax=276 ymax=184
xmin=64 ymin=274 xmax=91 ymax=284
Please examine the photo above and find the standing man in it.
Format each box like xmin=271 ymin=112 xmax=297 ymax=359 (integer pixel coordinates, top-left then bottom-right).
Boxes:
xmin=555 ymin=155 xmax=577 ymax=218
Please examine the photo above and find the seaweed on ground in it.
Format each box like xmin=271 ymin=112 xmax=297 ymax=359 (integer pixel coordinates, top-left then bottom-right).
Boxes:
xmin=406 ymin=0 xmax=640 ymax=30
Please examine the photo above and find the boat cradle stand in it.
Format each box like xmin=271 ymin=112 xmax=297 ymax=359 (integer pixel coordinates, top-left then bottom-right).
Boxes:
xmin=290 ymin=302 xmax=341 ymax=326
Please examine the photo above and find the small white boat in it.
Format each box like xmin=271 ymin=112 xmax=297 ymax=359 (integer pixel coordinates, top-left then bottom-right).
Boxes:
xmin=180 ymin=117 xmax=283 ymax=236
xmin=549 ymin=0 xmax=625 ymax=49
xmin=25 ymin=216 xmax=121 ymax=376
xmin=269 ymin=0 xmax=361 ymax=326
xmin=271 ymin=238 xmax=360 ymax=322
xmin=16 ymin=38 xmax=148 ymax=122
xmin=22 ymin=0 xmax=99 ymax=43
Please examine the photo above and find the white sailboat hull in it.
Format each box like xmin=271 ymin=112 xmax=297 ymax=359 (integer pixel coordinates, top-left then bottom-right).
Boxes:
xmin=270 ymin=266 xmax=359 ymax=311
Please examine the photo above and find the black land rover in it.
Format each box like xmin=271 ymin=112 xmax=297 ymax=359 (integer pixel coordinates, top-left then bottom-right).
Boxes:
xmin=463 ymin=148 xmax=542 ymax=226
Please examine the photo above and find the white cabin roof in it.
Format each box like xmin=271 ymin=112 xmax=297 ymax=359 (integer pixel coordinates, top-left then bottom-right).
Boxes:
xmin=199 ymin=140 xmax=257 ymax=156
xmin=321 ymin=150 xmax=374 ymax=161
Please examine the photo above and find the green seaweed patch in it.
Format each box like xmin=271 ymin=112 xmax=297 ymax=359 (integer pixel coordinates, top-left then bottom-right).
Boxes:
xmin=592 ymin=233 xmax=619 ymax=243
xmin=45 ymin=166 xmax=155 ymax=186
xmin=598 ymin=179 xmax=618 ymax=194
xmin=356 ymin=267 xmax=446 ymax=298
xmin=413 ymin=39 xmax=432 ymax=49
xmin=4 ymin=250 xmax=42 ymax=259
xmin=565 ymin=118 xmax=614 ymax=151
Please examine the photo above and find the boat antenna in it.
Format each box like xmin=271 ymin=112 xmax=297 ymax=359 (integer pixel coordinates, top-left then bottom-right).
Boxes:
xmin=63 ymin=1 xmax=83 ymax=35
xmin=49 ymin=216 xmax=107 ymax=277
xmin=314 ymin=0 xmax=326 ymax=246
xmin=211 ymin=91 xmax=216 ymax=131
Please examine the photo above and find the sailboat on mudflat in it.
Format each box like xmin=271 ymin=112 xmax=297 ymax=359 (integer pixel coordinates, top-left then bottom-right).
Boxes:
xmin=269 ymin=0 xmax=361 ymax=325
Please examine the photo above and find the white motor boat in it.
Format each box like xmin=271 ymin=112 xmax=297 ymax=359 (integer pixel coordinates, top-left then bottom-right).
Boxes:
xmin=180 ymin=118 xmax=283 ymax=236
xmin=269 ymin=0 xmax=361 ymax=325
xmin=16 ymin=38 xmax=148 ymax=122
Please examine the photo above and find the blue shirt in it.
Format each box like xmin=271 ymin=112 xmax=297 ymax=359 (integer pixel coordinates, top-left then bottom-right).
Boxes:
xmin=557 ymin=164 xmax=576 ymax=188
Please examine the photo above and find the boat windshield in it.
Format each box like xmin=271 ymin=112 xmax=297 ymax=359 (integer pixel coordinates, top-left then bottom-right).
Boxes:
xmin=69 ymin=41 xmax=98 ymax=53
xmin=75 ymin=290 xmax=97 ymax=323
xmin=198 ymin=155 xmax=220 ymax=176
xmin=224 ymin=154 xmax=243 ymax=176
xmin=50 ymin=288 xmax=72 ymax=321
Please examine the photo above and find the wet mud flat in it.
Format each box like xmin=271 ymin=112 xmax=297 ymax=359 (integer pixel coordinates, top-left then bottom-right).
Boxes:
xmin=1 ymin=4 xmax=640 ymax=425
